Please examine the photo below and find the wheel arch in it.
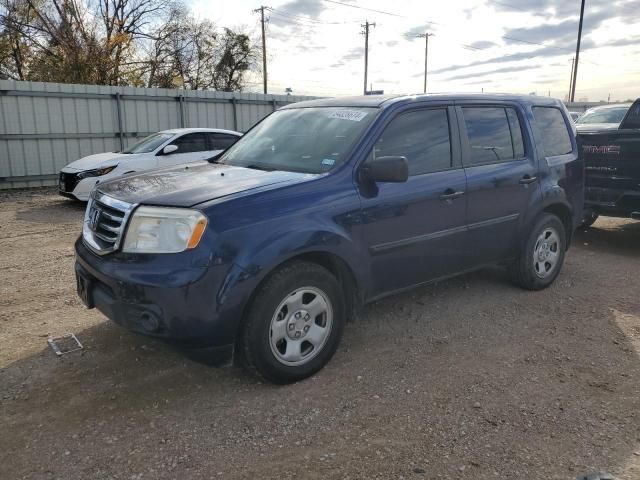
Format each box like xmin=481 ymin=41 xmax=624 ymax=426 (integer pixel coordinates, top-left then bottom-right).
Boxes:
xmin=541 ymin=202 xmax=574 ymax=249
xmin=245 ymin=250 xmax=360 ymax=321
xmin=231 ymin=250 xmax=361 ymax=360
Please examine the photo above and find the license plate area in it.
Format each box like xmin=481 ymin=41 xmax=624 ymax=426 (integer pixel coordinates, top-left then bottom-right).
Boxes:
xmin=76 ymin=268 xmax=95 ymax=309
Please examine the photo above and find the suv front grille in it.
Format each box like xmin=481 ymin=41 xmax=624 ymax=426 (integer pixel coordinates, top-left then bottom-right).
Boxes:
xmin=82 ymin=191 xmax=135 ymax=255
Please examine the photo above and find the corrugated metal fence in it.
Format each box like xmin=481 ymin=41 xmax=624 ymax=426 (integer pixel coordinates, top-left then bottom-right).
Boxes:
xmin=0 ymin=80 xmax=317 ymax=189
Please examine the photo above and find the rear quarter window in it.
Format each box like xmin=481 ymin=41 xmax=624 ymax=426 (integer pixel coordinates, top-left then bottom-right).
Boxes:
xmin=532 ymin=107 xmax=573 ymax=157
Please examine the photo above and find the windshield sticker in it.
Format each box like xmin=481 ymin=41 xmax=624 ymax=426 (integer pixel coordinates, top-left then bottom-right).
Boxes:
xmin=321 ymin=158 xmax=336 ymax=167
xmin=329 ymin=110 xmax=368 ymax=122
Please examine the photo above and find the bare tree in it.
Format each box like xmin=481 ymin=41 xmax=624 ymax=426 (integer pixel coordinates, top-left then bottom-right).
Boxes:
xmin=0 ymin=0 xmax=256 ymax=90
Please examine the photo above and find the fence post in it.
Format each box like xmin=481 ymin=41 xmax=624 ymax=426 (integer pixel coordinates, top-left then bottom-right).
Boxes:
xmin=231 ymin=97 xmax=238 ymax=131
xmin=178 ymin=94 xmax=185 ymax=127
xmin=115 ymin=93 xmax=124 ymax=151
xmin=272 ymin=98 xmax=277 ymax=111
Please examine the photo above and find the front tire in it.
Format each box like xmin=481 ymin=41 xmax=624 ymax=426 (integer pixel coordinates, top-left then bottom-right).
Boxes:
xmin=510 ymin=213 xmax=566 ymax=290
xmin=239 ymin=261 xmax=345 ymax=384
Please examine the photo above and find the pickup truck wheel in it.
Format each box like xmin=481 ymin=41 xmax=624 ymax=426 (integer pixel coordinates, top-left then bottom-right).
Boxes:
xmin=510 ymin=213 xmax=566 ymax=291
xmin=580 ymin=210 xmax=599 ymax=228
xmin=239 ymin=261 xmax=345 ymax=384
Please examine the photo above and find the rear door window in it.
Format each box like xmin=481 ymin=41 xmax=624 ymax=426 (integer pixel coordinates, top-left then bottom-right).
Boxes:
xmin=371 ymin=108 xmax=452 ymax=176
xmin=207 ymin=133 xmax=239 ymax=150
xmin=461 ymin=107 xmax=525 ymax=165
xmin=170 ymin=133 xmax=208 ymax=153
xmin=532 ymin=107 xmax=573 ymax=157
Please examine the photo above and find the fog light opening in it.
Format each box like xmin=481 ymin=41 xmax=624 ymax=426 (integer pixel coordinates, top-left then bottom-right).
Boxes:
xmin=139 ymin=312 xmax=160 ymax=333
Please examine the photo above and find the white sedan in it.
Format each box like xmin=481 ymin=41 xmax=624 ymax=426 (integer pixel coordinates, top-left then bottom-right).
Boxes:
xmin=59 ymin=128 xmax=241 ymax=201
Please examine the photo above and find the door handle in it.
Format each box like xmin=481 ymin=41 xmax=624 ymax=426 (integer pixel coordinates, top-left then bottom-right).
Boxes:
xmin=519 ymin=175 xmax=537 ymax=185
xmin=439 ymin=189 xmax=465 ymax=201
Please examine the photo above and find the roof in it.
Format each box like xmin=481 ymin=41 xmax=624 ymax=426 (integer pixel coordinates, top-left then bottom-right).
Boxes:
xmin=159 ymin=127 xmax=241 ymax=135
xmin=281 ymin=92 xmax=561 ymax=110
xmin=584 ymin=103 xmax=631 ymax=111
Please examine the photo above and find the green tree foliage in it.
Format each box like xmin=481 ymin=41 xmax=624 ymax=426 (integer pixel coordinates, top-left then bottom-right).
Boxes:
xmin=0 ymin=0 xmax=256 ymax=90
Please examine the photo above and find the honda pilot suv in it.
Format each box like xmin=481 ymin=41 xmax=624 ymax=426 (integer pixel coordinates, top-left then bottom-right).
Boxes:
xmin=74 ymin=94 xmax=584 ymax=383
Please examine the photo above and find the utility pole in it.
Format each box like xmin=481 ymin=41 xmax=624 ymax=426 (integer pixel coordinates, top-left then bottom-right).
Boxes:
xmin=414 ymin=33 xmax=434 ymax=93
xmin=361 ymin=20 xmax=375 ymax=95
xmin=254 ymin=6 xmax=269 ymax=94
xmin=568 ymin=57 xmax=575 ymax=101
xmin=570 ymin=0 xmax=585 ymax=102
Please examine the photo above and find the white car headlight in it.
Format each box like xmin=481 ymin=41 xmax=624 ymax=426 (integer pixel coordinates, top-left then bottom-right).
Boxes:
xmin=122 ymin=206 xmax=208 ymax=253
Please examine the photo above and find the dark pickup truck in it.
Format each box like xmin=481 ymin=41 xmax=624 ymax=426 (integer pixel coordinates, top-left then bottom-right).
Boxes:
xmin=580 ymin=99 xmax=640 ymax=226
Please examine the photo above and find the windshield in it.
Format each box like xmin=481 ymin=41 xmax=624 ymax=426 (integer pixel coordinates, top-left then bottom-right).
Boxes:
xmin=122 ymin=133 xmax=174 ymax=154
xmin=219 ymin=107 xmax=378 ymax=173
xmin=576 ymin=107 xmax=629 ymax=124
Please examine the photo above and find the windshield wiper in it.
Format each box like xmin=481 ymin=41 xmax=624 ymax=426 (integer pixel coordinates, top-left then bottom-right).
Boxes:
xmin=244 ymin=164 xmax=276 ymax=172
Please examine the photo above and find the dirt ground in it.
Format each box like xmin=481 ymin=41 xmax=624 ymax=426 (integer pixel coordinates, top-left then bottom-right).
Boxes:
xmin=1 ymin=188 xmax=640 ymax=480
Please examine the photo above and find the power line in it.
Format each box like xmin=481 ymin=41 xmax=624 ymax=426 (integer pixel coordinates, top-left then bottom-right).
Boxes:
xmin=267 ymin=7 xmax=354 ymax=25
xmin=323 ymin=0 xmax=407 ymax=18
xmin=267 ymin=11 xmax=324 ymax=28
xmin=501 ymin=36 xmax=574 ymax=53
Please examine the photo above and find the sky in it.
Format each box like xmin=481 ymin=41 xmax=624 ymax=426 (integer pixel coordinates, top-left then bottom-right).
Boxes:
xmin=190 ymin=0 xmax=640 ymax=102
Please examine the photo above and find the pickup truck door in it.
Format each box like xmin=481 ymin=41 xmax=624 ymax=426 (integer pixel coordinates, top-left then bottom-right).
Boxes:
xmin=157 ymin=132 xmax=212 ymax=167
xmin=356 ymin=106 xmax=470 ymax=298
xmin=456 ymin=104 xmax=538 ymax=264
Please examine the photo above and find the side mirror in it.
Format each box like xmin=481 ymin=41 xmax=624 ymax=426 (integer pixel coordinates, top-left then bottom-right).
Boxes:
xmin=361 ymin=156 xmax=408 ymax=183
xmin=163 ymin=144 xmax=179 ymax=155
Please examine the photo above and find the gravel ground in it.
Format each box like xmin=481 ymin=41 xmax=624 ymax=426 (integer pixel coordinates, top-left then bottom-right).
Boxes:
xmin=1 ymin=188 xmax=640 ymax=480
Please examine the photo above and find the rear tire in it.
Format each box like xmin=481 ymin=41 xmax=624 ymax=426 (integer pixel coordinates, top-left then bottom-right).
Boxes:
xmin=239 ymin=261 xmax=345 ymax=384
xmin=510 ymin=213 xmax=566 ymax=291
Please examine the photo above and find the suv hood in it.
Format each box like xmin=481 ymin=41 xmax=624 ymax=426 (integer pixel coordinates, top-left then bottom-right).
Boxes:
xmin=576 ymin=122 xmax=619 ymax=132
xmin=63 ymin=152 xmax=141 ymax=171
xmin=96 ymin=162 xmax=317 ymax=207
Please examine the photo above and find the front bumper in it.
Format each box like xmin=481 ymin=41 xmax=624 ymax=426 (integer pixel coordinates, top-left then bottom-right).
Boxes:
xmin=74 ymin=238 xmax=243 ymax=360
xmin=59 ymin=173 xmax=97 ymax=201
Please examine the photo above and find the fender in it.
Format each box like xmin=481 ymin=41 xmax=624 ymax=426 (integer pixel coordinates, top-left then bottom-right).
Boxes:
xmin=227 ymin=225 xmax=367 ymax=300
xmin=208 ymin=226 xmax=367 ymax=347
xmin=519 ymin=183 xmax=575 ymax=250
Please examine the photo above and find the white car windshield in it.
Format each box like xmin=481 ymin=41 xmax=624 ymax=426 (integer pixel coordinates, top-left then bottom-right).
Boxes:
xmin=576 ymin=107 xmax=629 ymax=125
xmin=122 ymin=133 xmax=174 ymax=154
xmin=219 ymin=107 xmax=378 ymax=173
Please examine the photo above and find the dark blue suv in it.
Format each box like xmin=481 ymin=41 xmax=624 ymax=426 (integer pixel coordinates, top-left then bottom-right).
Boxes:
xmin=74 ymin=94 xmax=584 ymax=383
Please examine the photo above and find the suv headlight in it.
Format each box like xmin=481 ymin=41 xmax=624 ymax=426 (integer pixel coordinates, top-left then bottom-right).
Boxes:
xmin=122 ymin=206 xmax=208 ymax=253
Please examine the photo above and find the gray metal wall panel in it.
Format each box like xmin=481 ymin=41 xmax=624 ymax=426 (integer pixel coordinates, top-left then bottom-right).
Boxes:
xmin=0 ymin=80 xmax=319 ymax=188
xmin=0 ymin=141 xmax=10 ymax=176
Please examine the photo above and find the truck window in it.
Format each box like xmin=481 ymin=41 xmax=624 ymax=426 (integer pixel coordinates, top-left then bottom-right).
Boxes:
xmin=462 ymin=107 xmax=524 ymax=165
xmin=620 ymin=100 xmax=640 ymax=130
xmin=371 ymin=109 xmax=452 ymax=176
xmin=532 ymin=107 xmax=573 ymax=157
